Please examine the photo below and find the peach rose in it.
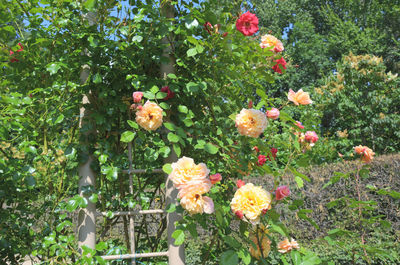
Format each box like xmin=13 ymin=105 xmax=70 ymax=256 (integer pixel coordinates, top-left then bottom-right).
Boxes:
xmin=169 ymin=157 xmax=209 ymax=189
xmin=354 ymin=145 xmax=375 ymax=163
xmin=260 ymin=34 xmax=284 ymax=52
xmin=177 ymin=178 xmax=212 ymax=199
xmin=266 ymin=108 xmax=280 ymax=120
xmin=278 ymin=238 xmax=300 ymax=253
xmin=235 ymin=108 xmax=268 ymax=138
xmin=180 ymin=194 xmax=214 ymax=215
xmin=230 ymin=183 xmax=272 ymax=224
xmin=135 ymin=101 xmax=163 ymax=131
xmin=288 ymin=89 xmax=313 ymax=105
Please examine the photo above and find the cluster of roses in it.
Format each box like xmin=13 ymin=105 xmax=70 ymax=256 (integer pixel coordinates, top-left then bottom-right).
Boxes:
xmin=168 ymin=157 xmax=221 ymax=214
xmin=131 ymin=86 xmax=174 ymax=131
xmin=235 ymin=11 xmax=287 ymax=74
xmin=231 ymin=179 xmax=296 ymax=257
xmin=129 ymin=9 xmax=376 ymax=261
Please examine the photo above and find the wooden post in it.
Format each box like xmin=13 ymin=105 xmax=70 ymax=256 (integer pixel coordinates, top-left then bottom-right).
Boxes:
xmin=160 ymin=1 xmax=185 ymax=265
xmin=77 ymin=11 xmax=97 ymax=255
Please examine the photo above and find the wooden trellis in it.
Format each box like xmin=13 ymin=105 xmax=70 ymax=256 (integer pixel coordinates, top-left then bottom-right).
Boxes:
xmin=94 ymin=136 xmax=180 ymax=264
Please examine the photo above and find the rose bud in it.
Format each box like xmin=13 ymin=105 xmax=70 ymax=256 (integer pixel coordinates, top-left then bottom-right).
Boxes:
xmin=266 ymin=108 xmax=280 ymax=120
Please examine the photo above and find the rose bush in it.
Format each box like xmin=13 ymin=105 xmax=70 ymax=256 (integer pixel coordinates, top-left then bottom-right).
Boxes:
xmin=1 ymin=1 xmax=390 ymax=265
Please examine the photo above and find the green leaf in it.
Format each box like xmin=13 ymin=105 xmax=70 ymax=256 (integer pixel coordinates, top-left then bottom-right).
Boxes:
xmin=289 ymin=166 xmax=311 ymax=182
xmin=143 ymin=91 xmax=155 ymax=99
xmin=95 ymin=242 xmax=107 ymax=251
xmin=54 ymin=114 xmax=64 ymax=124
xmin=164 ymin=122 xmax=175 ymax=131
xmin=93 ymin=73 xmax=102 ymax=84
xmin=121 ymin=131 xmax=136 ymax=142
xmin=160 ymin=102 xmax=170 ymax=109
xmin=173 ymin=143 xmax=181 ymax=157
xmin=167 ymin=73 xmax=177 ymax=79
xmin=270 ymin=223 xmax=287 ymax=237
xmin=359 ymin=168 xmax=369 ymax=179
xmin=238 ymin=249 xmax=251 ymax=265
xmin=163 ymin=163 xmax=172 ymax=174
xmin=132 ymin=35 xmax=143 ymax=42
xmin=187 ymin=48 xmax=197 ymax=57
xmin=223 ymin=236 xmax=241 ymax=249
xmin=291 ymin=251 xmax=301 ymax=265
xmin=166 ymin=203 xmax=176 ymax=213
xmin=187 ymin=223 xmax=198 ymax=239
xmin=300 ymin=251 xmax=321 ymax=265
xmin=167 ymin=133 xmax=180 ymax=143
xmin=150 ymin=86 xmax=159 ymax=94
xmin=220 ymin=250 xmax=239 ymax=265
xmin=204 ymin=143 xmax=219 ymax=154
xmin=127 ymin=120 xmax=139 ymax=129
xmin=46 ymin=63 xmax=61 ymax=75
xmin=171 ymin=229 xmax=185 ymax=245
xmin=295 ymin=176 xmax=304 ymax=188
xmin=178 ymin=105 xmax=188 ymax=113
xmin=84 ymin=0 xmax=96 ymax=9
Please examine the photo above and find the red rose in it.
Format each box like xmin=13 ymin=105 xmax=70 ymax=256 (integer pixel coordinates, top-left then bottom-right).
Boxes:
xmin=9 ymin=43 xmax=23 ymax=63
xmin=235 ymin=210 xmax=244 ymax=219
xmin=236 ymin=179 xmax=245 ymax=188
xmin=210 ymin=173 xmax=222 ymax=184
xmin=267 ymin=148 xmax=278 ymax=161
xmin=160 ymin=86 xmax=175 ymax=100
xmin=275 ymin=185 xmax=290 ymax=200
xmin=236 ymin=11 xmax=259 ymax=36
xmin=248 ymin=100 xmax=253 ymax=108
xmin=272 ymin=57 xmax=287 ymax=74
xmin=257 ymin=155 xmax=267 ymax=166
xmin=204 ymin=22 xmax=213 ymax=35
xmin=262 ymin=208 xmax=268 ymax=215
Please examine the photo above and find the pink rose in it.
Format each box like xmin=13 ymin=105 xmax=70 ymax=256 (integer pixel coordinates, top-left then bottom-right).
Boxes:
xmin=160 ymin=86 xmax=175 ymax=100
xmin=275 ymin=185 xmax=290 ymax=200
xmin=236 ymin=179 xmax=245 ymax=188
xmin=272 ymin=57 xmax=287 ymax=74
xmin=236 ymin=11 xmax=259 ymax=36
xmin=132 ymin=91 xmax=143 ymax=103
xmin=294 ymin=121 xmax=304 ymax=129
xmin=266 ymin=108 xmax=280 ymax=120
xmin=210 ymin=173 xmax=222 ymax=184
xmin=305 ymin=131 xmax=318 ymax=143
xmin=257 ymin=155 xmax=267 ymax=166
